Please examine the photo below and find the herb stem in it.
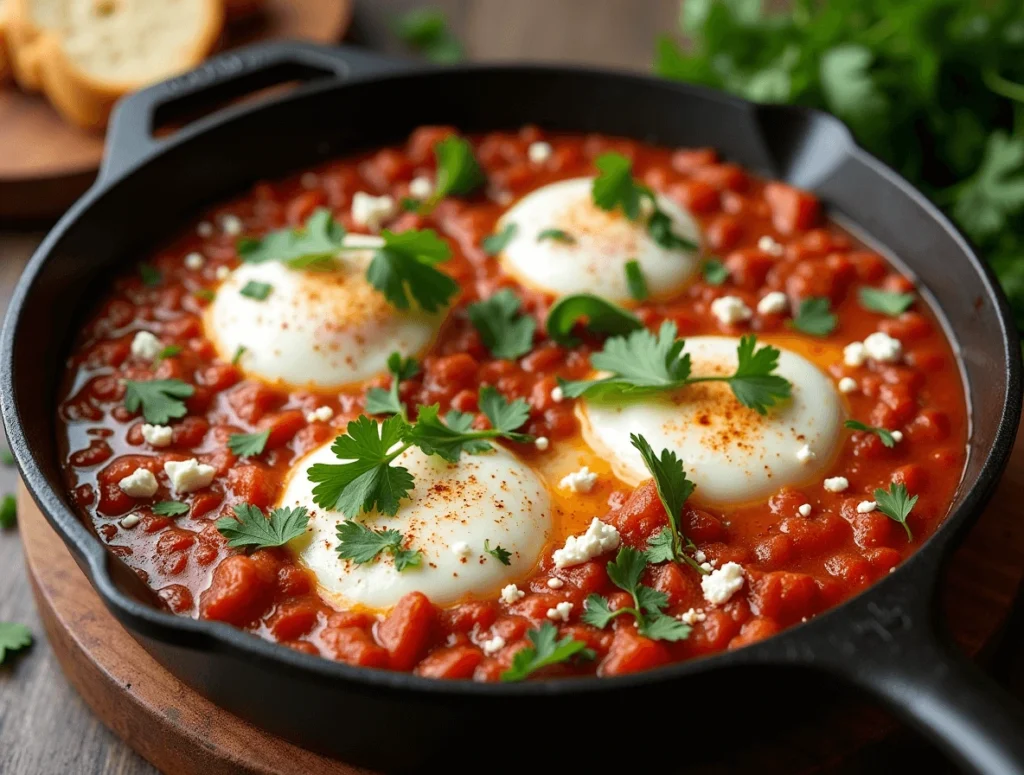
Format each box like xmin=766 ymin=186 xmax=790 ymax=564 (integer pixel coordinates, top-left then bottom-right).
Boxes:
xmin=984 ymin=68 xmax=1024 ymax=105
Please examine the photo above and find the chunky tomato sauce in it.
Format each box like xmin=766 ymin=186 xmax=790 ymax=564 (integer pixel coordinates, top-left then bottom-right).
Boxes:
xmin=58 ymin=126 xmax=967 ymax=680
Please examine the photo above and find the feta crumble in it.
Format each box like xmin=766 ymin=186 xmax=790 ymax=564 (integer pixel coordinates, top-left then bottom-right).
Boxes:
xmin=823 ymin=476 xmax=850 ymax=493
xmin=756 ymin=291 xmax=788 ymax=315
xmin=215 ymin=266 xmax=230 ymax=281
xmin=546 ymin=601 xmax=573 ymax=622
xmin=701 ymin=562 xmax=745 ymax=605
xmin=118 ymin=469 xmax=158 ymax=498
xmin=534 ymin=436 xmax=550 ymax=451
xmin=481 ymin=634 xmax=506 ymax=656
xmin=409 ymin=176 xmax=433 ymax=199
xmin=798 ymin=503 xmax=813 ymax=517
xmin=863 ymin=332 xmax=903 ymax=363
xmin=130 ymin=331 xmax=162 ymax=361
xmin=501 ymin=584 xmax=525 ymax=604
xmin=141 ymin=424 xmax=173 ymax=448
xmin=553 ymin=517 xmax=620 ymax=568
xmin=451 ymin=541 xmax=472 ymax=557
xmin=220 ymin=215 xmax=244 ymax=236
xmin=857 ymin=500 xmax=877 ymax=514
xmin=196 ymin=221 xmax=214 ymax=238
xmin=164 ymin=458 xmax=216 ymax=494
xmin=891 ymin=430 xmax=904 ymax=443
xmin=680 ymin=608 xmax=707 ymax=625
xmin=306 ymin=406 xmax=334 ymax=423
xmin=547 ymin=577 xmax=564 ymax=589
xmin=694 ymin=550 xmax=707 ymax=564
xmin=757 ymin=235 xmax=785 ymax=256
xmin=184 ymin=252 xmax=205 ymax=270
xmin=843 ymin=342 xmax=867 ymax=367
xmin=796 ymin=444 xmax=816 ymax=463
xmin=838 ymin=377 xmax=858 ymax=394
xmin=351 ymin=192 xmax=397 ymax=232
xmin=119 ymin=514 xmax=141 ymax=529
xmin=710 ymin=295 xmax=753 ymax=326
xmin=550 ymin=386 xmax=565 ymax=403
xmin=559 ymin=466 xmax=598 ymax=493
xmin=528 ymin=141 xmax=553 ymax=164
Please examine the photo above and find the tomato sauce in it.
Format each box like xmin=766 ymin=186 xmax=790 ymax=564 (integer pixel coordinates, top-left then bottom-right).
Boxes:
xmin=58 ymin=126 xmax=968 ymax=680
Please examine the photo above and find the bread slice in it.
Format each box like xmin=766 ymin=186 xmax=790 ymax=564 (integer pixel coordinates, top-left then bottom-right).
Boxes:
xmin=10 ymin=0 xmax=224 ymax=129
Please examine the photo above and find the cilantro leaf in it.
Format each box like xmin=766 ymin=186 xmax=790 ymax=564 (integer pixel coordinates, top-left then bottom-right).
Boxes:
xmin=606 ymin=545 xmax=648 ymax=596
xmin=537 ymin=228 xmax=576 ymax=244
xmin=873 ymin=482 xmax=917 ymax=541
xmin=645 ymin=528 xmax=675 ymax=564
xmin=240 ymin=281 xmax=272 ymax=301
xmin=227 ymin=429 xmax=270 ymax=458
xmin=404 ymin=404 xmax=492 ymax=461
xmin=152 ymin=501 xmax=189 ymax=517
xmin=702 ymin=258 xmax=729 ymax=286
xmin=124 ymin=379 xmax=194 ymax=424
xmin=580 ymin=594 xmax=619 ymax=629
xmin=624 ymin=259 xmax=648 ymax=301
xmin=484 ymin=539 xmax=512 ymax=566
xmin=788 ymin=297 xmax=837 ymax=337
xmin=545 ymin=293 xmax=642 ymax=346
xmin=0 ymin=494 xmax=15 ymax=529
xmin=482 ymin=222 xmax=517 ymax=256
xmin=237 ymin=208 xmax=345 ymax=270
xmin=366 ymin=228 xmax=458 ymax=313
xmin=859 ymin=287 xmax=915 ymax=317
xmin=215 ymin=503 xmax=310 ymax=549
xmin=335 ymin=520 xmax=422 ymax=571
xmin=593 ymin=152 xmax=643 ymax=219
xmin=366 ymin=352 xmax=420 ymax=418
xmin=630 ymin=434 xmax=698 ymax=568
xmin=394 ymin=8 xmax=464 ymax=64
xmin=0 ymin=622 xmax=32 ymax=664
xmin=500 ymin=622 xmax=590 ymax=682
xmin=467 ymin=289 xmax=536 ymax=360
xmin=155 ymin=345 xmax=182 ymax=362
xmin=307 ymin=414 xmax=414 ymax=517
xmin=845 ymin=419 xmax=897 ymax=448
xmin=727 ymin=335 xmax=792 ymax=414
xmin=426 ymin=136 xmax=484 ymax=210
xmin=478 ymin=386 xmax=532 ymax=440
xmin=639 ymin=612 xmax=692 ymax=642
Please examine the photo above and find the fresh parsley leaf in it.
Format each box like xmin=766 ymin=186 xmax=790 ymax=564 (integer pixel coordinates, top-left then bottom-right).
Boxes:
xmin=237 ymin=208 xmax=345 ymax=270
xmin=393 ymin=8 xmax=464 ymax=64
xmin=478 ymin=386 xmax=533 ymax=441
xmin=645 ymin=528 xmax=675 ymax=564
xmin=400 ymin=196 xmax=420 ymax=212
xmin=537 ymin=228 xmax=576 ymax=244
xmin=0 ymin=494 xmax=15 ymax=529
xmin=406 ymin=387 xmax=531 ymax=462
xmin=335 ymin=519 xmax=423 ymax=571
xmin=155 ymin=345 xmax=182 ymax=362
xmin=545 ymin=293 xmax=642 ymax=346
xmin=606 ymin=545 xmax=648 ymax=596
xmin=425 ymin=136 xmax=484 ymax=210
xmin=231 ymin=345 xmax=246 ymax=365
xmin=240 ymin=281 xmax=272 ymax=301
xmin=859 ymin=287 xmax=915 ymax=317
xmin=845 ymin=419 xmax=897 ymax=448
xmin=648 ymin=207 xmax=698 ymax=251
xmin=152 ymin=501 xmax=189 ymax=517
xmin=467 ymin=289 xmax=536 ymax=360
xmin=639 ymin=612 xmax=692 ymax=642
xmin=500 ymin=622 xmax=590 ymax=682
xmin=873 ymin=483 xmax=918 ymax=541
xmin=0 ymin=622 xmax=32 ymax=664
xmin=484 ymin=539 xmax=512 ymax=566
xmin=366 ymin=229 xmax=458 ymax=313
xmin=366 ymin=352 xmax=420 ymax=418
xmin=702 ymin=258 xmax=729 ymax=286
xmin=788 ymin=297 xmax=837 ymax=337
xmin=124 ymin=379 xmax=194 ymax=424
xmin=307 ymin=414 xmax=414 ymax=517
xmin=727 ymin=335 xmax=792 ymax=414
xmin=0 ymin=449 xmax=13 ymax=466
xmin=630 ymin=434 xmax=699 ymax=570
xmin=580 ymin=594 xmax=618 ymax=629
xmin=482 ymin=222 xmax=518 ymax=256
xmin=139 ymin=263 xmax=161 ymax=287
xmin=228 ymin=429 xmax=270 ymax=458
xmin=215 ymin=504 xmax=310 ymax=549
xmin=624 ymin=260 xmax=648 ymax=301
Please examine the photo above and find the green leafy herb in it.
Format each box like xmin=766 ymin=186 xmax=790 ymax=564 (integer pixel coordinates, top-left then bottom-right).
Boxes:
xmin=238 ymin=208 xmax=345 ymax=270
xmin=406 ymin=386 xmax=532 ymax=462
xmin=845 ymin=419 xmax=897 ymax=449
xmin=152 ymin=501 xmax=189 ymax=517
xmin=559 ymin=323 xmax=792 ymax=414
xmin=228 ymin=429 xmax=270 ymax=458
xmin=231 ymin=345 xmax=246 ymax=365
xmin=215 ymin=503 xmax=310 ymax=549
xmin=624 ymin=260 xmax=648 ymax=301
xmin=545 ymin=293 xmax=642 ymax=346
xmin=873 ymin=482 xmax=918 ymax=541
xmin=645 ymin=528 xmax=676 ymax=564
xmin=484 ymin=539 xmax=512 ymax=566
xmin=155 ymin=345 xmax=182 ymax=363
xmin=366 ymin=352 xmax=420 ymax=418
xmin=366 ymin=229 xmax=458 ymax=313
xmin=0 ymin=449 xmax=14 ymax=466
xmin=702 ymin=258 xmax=729 ymax=286
xmin=240 ymin=281 xmax=272 ymax=301
xmin=400 ymin=196 xmax=420 ymax=212
xmin=482 ymin=222 xmax=518 ymax=256
xmin=139 ymin=263 xmax=161 ymax=287
xmin=194 ymin=288 xmax=216 ymax=302
xmin=422 ymin=136 xmax=485 ymax=211
xmin=124 ymin=378 xmax=194 ymax=424
xmin=788 ymin=297 xmax=838 ymax=337
xmin=859 ymin=287 xmax=916 ymax=317
xmin=0 ymin=494 xmax=15 ymax=529
xmin=335 ymin=520 xmax=422 ymax=571
xmin=0 ymin=622 xmax=32 ymax=664
xmin=500 ymin=622 xmax=591 ymax=682
xmin=393 ymin=8 xmax=464 ymax=64
xmin=537 ymin=228 xmax=576 ymax=244
xmin=467 ymin=289 xmax=536 ymax=360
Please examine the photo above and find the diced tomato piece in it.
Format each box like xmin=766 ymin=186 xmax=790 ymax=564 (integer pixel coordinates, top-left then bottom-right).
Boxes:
xmin=748 ymin=571 xmax=819 ymax=624
xmin=443 ymin=601 xmax=498 ymax=633
xmin=227 ymin=382 xmax=282 ymax=423
xmin=607 ymin=480 xmax=667 ymax=544
xmin=377 ymin=592 xmax=437 ymax=671
xmin=259 ymin=410 xmax=306 ymax=449
xmin=415 ymin=646 xmax=483 ymax=679
xmin=601 ymin=628 xmax=670 ymax=676
xmin=226 ymin=464 xmax=276 ymax=508
xmin=199 ymin=555 xmax=274 ymax=626
xmin=321 ymin=626 xmax=390 ymax=668
xmin=267 ymin=599 xmax=320 ymax=641
xmin=728 ymin=616 xmax=781 ymax=649
xmin=764 ymin=182 xmax=820 ymax=234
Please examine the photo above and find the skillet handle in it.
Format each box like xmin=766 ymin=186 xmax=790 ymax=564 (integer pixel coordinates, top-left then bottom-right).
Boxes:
xmin=100 ymin=41 xmax=410 ymax=185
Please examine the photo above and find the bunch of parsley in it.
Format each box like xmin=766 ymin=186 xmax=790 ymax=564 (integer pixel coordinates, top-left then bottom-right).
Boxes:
xmin=656 ymin=0 xmax=1024 ymax=330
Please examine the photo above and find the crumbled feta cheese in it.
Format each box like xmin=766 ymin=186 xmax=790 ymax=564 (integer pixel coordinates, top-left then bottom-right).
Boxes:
xmin=215 ymin=266 xmax=230 ymax=281
xmin=857 ymin=500 xmax=877 ymax=514
xmin=305 ymin=406 xmax=334 ymax=423
xmin=528 ymin=141 xmax=553 ymax=164
xmin=300 ymin=172 xmax=319 ymax=189
xmin=559 ymin=466 xmax=598 ymax=493
xmin=118 ymin=469 xmax=158 ymax=498
xmin=550 ymin=386 xmax=564 ymax=403
xmin=184 ymin=252 xmax=205 ymax=270
xmin=534 ymin=436 xmax=550 ymax=451
xmin=838 ymin=377 xmax=858 ymax=394
xmin=220 ymin=215 xmax=244 ymax=236
xmin=796 ymin=444 xmax=816 ymax=463
xmin=798 ymin=503 xmax=812 ymax=517
xmin=757 ymin=235 xmax=785 ymax=256
xmin=710 ymin=295 xmax=753 ymax=326
xmin=130 ymin=331 xmax=162 ymax=361
xmin=196 ymin=221 xmax=214 ymax=238
xmin=843 ymin=342 xmax=868 ymax=367
xmin=756 ymin=291 xmax=788 ymax=315
xmin=701 ymin=562 xmax=745 ymax=605
xmin=120 ymin=514 xmax=142 ymax=529
xmin=141 ymin=424 xmax=173 ymax=448
xmin=863 ymin=332 xmax=903 ymax=363
xmin=823 ymin=476 xmax=849 ymax=493
xmin=546 ymin=601 xmax=573 ymax=622
xmin=501 ymin=584 xmax=525 ymax=604
xmin=481 ymin=634 xmax=506 ymax=655
xmin=700 ymin=561 xmax=713 ymax=572
xmin=694 ymin=550 xmax=707 ymax=564
xmin=553 ymin=517 xmax=620 ymax=568
xmin=680 ymin=608 xmax=707 ymax=625
xmin=451 ymin=541 xmax=472 ymax=557
xmin=547 ymin=577 xmax=564 ymax=589
xmin=891 ymin=430 xmax=904 ymax=443
xmin=164 ymin=458 xmax=215 ymax=494
xmin=409 ymin=176 xmax=433 ymax=199
xmin=351 ymin=192 xmax=397 ymax=232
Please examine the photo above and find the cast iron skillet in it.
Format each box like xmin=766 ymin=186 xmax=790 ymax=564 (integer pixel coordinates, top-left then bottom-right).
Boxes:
xmin=3 ymin=40 xmax=1024 ymax=773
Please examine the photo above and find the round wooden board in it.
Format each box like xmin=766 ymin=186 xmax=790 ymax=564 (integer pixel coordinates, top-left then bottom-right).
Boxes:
xmin=18 ymin=426 xmax=1024 ymax=774
xmin=0 ymin=0 xmax=353 ymax=221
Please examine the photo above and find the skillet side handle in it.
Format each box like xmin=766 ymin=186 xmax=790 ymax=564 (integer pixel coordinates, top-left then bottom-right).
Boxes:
xmin=100 ymin=41 xmax=410 ymax=185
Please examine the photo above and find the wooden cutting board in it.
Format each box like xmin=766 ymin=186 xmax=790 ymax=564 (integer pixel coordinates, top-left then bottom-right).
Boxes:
xmin=0 ymin=0 xmax=353 ymax=221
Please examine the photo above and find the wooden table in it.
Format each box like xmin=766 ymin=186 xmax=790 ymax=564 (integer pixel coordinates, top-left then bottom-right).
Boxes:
xmin=0 ymin=1 xmax=1019 ymax=773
